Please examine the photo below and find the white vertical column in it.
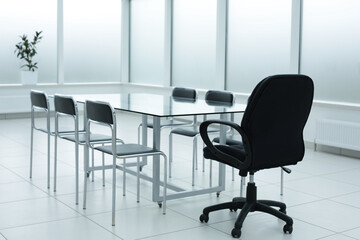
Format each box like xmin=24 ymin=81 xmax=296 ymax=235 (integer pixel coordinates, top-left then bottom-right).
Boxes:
xmin=215 ymin=0 xmax=228 ymax=90
xmin=164 ymin=0 xmax=172 ymax=87
xmin=290 ymin=0 xmax=303 ymax=74
xmin=57 ymin=0 xmax=64 ymax=84
xmin=121 ymin=0 xmax=131 ymax=83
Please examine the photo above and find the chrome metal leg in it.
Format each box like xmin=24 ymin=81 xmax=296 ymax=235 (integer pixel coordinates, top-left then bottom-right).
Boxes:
xmin=232 ymin=168 xmax=235 ymax=181
xmin=195 ymin=136 xmax=198 ymax=171
xmin=162 ymin=154 xmax=168 ymax=215
xmin=169 ymin=132 xmax=173 ymax=178
xmin=209 ymin=160 xmax=213 ymax=187
xmin=30 ymin=126 xmax=34 ymax=179
xmin=83 ymin=145 xmax=89 ymax=210
xmin=112 ymin=154 xmax=116 ymax=226
xmin=47 ymin=131 xmax=50 ymax=189
xmin=202 ymin=141 xmax=205 ymax=172
xmin=123 ymin=158 xmax=126 ymax=196
xmin=54 ymin=134 xmax=58 ymax=192
xmin=137 ymin=156 xmax=140 ymax=203
xmin=75 ymin=141 xmax=79 ymax=205
xmin=280 ymin=168 xmax=284 ymax=196
xmin=192 ymin=137 xmax=197 ymax=186
xmin=91 ymin=149 xmax=95 ymax=182
xmin=102 ymin=144 xmax=105 ymax=187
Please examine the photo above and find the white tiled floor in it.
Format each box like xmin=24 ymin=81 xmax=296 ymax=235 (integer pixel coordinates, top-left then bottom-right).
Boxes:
xmin=1 ymin=115 xmax=360 ymax=240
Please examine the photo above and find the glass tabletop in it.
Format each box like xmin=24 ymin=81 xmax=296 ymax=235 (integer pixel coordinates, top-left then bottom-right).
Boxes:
xmin=73 ymin=93 xmax=246 ymax=117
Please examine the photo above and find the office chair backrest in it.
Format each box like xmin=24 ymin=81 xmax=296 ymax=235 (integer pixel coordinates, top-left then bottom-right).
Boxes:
xmin=172 ymin=87 xmax=197 ymax=100
xmin=54 ymin=94 xmax=77 ymax=116
xmin=241 ymin=74 xmax=314 ymax=171
xmin=30 ymin=90 xmax=48 ymax=109
xmin=86 ymin=100 xmax=114 ymax=125
xmin=205 ymin=90 xmax=234 ymax=106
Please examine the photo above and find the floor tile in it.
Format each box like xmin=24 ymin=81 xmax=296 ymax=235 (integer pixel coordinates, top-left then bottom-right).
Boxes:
xmin=284 ymin=176 xmax=360 ymax=198
xmin=141 ymin=226 xmax=233 ymax=240
xmin=331 ymin=191 xmax=360 ymax=209
xmin=0 ymin=169 xmax=24 ymax=184
xmin=210 ymin=214 xmax=333 ymax=240
xmin=343 ymin=227 xmax=360 ymax=239
xmin=1 ymin=217 xmax=121 ymax=240
xmin=318 ymin=234 xmax=358 ymax=240
xmin=289 ymin=200 xmax=360 ymax=232
xmin=0 ymin=181 xmax=47 ymax=203
xmin=0 ymin=197 xmax=80 ymax=229
xmin=56 ymin=188 xmax=153 ymax=215
xmin=88 ymin=206 xmax=200 ymax=240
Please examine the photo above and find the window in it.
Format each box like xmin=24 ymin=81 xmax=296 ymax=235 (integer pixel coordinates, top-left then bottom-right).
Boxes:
xmin=64 ymin=0 xmax=121 ymax=83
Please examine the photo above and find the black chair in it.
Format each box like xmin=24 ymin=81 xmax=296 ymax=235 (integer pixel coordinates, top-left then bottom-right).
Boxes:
xmin=30 ymin=90 xmax=52 ymax=189
xmin=83 ymin=100 xmax=168 ymax=226
xmin=198 ymin=74 xmax=314 ymax=238
xmin=169 ymin=90 xmax=235 ymax=186
xmin=137 ymin=87 xmax=197 ymax=145
xmin=53 ymin=94 xmax=123 ymax=204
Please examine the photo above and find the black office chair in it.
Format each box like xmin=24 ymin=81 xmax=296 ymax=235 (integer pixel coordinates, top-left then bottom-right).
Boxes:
xmin=169 ymin=90 xmax=235 ymax=186
xmin=198 ymin=74 xmax=314 ymax=238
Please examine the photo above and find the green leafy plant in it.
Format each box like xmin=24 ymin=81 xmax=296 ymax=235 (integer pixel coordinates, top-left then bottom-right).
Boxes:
xmin=14 ymin=31 xmax=43 ymax=72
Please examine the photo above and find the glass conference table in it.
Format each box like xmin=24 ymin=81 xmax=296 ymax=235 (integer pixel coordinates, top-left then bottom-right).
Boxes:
xmin=72 ymin=93 xmax=246 ymax=203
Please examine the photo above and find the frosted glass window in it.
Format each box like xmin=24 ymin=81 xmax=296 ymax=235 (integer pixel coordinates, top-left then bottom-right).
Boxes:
xmin=172 ymin=0 xmax=217 ymax=89
xmin=64 ymin=0 xmax=121 ymax=83
xmin=130 ymin=0 xmax=165 ymax=85
xmin=301 ymin=0 xmax=360 ymax=103
xmin=226 ymin=0 xmax=292 ymax=93
xmin=0 ymin=0 xmax=56 ymax=84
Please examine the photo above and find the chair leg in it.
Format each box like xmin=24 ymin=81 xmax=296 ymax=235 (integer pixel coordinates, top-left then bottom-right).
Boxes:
xmin=47 ymin=131 xmax=50 ymax=189
xmin=91 ymin=149 xmax=95 ymax=182
xmin=123 ymin=158 xmax=126 ymax=196
xmin=240 ymin=176 xmax=245 ymax=197
xmin=209 ymin=160 xmax=212 ymax=187
xmin=194 ymin=136 xmax=198 ymax=171
xmin=137 ymin=156 xmax=140 ymax=203
xmin=75 ymin=141 xmax=79 ymax=205
xmin=112 ymin=155 xmax=116 ymax=226
xmin=169 ymin=132 xmax=173 ymax=178
xmin=83 ymin=148 xmax=88 ymax=210
xmin=102 ymin=144 xmax=105 ymax=187
xmin=54 ymin=135 xmax=58 ymax=192
xmin=255 ymin=202 xmax=293 ymax=226
xmin=258 ymin=200 xmax=286 ymax=212
xmin=280 ymin=168 xmax=284 ymax=195
xmin=30 ymin=126 xmax=34 ymax=179
xmin=162 ymin=154 xmax=168 ymax=215
xmin=202 ymin=141 xmax=205 ymax=172
xmin=232 ymin=168 xmax=235 ymax=181
xmin=192 ymin=137 xmax=197 ymax=186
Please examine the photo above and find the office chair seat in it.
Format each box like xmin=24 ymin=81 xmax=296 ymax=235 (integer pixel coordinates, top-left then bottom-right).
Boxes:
xmin=95 ymin=143 xmax=161 ymax=156
xmin=61 ymin=132 xmax=120 ymax=144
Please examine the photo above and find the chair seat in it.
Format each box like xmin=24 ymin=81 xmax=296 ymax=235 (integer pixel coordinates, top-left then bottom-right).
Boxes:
xmin=203 ymin=144 xmax=245 ymax=170
xmin=95 ymin=143 xmax=160 ymax=157
xmin=60 ymin=132 xmax=114 ymax=144
xmin=213 ymin=136 xmax=242 ymax=145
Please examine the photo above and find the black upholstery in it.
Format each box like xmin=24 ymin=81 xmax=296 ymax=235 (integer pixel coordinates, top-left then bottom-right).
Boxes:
xmin=205 ymin=90 xmax=234 ymax=106
xmin=31 ymin=90 xmax=48 ymax=109
xmin=86 ymin=100 xmax=114 ymax=125
xmin=199 ymin=74 xmax=314 ymax=238
xmin=54 ymin=95 xmax=76 ymax=116
xmin=172 ymin=87 xmax=197 ymax=101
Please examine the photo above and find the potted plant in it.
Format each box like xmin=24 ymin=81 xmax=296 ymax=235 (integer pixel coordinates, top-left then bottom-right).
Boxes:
xmin=14 ymin=31 xmax=43 ymax=85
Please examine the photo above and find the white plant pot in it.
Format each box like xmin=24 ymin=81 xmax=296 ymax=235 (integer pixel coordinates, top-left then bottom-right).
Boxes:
xmin=21 ymin=70 xmax=38 ymax=85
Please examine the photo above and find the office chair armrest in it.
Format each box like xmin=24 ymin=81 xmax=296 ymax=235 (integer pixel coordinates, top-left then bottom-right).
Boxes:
xmin=200 ymin=120 xmax=251 ymax=169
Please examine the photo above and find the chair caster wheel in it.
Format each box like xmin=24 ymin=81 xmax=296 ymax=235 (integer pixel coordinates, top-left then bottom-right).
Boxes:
xmin=199 ymin=214 xmax=209 ymax=223
xmin=216 ymin=192 xmax=220 ymax=197
xmin=86 ymin=171 xmax=90 ymax=178
xmin=231 ymin=228 xmax=241 ymax=238
xmin=230 ymin=208 xmax=238 ymax=212
xmin=158 ymin=202 xmax=162 ymax=208
xmin=283 ymin=224 xmax=293 ymax=234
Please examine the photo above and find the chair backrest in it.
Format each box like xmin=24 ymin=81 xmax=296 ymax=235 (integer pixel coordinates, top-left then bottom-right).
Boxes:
xmin=241 ymin=74 xmax=314 ymax=171
xmin=54 ymin=94 xmax=77 ymax=116
xmin=30 ymin=90 xmax=49 ymax=109
xmin=205 ymin=90 xmax=234 ymax=106
xmin=86 ymin=100 xmax=114 ymax=125
xmin=172 ymin=87 xmax=197 ymax=101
